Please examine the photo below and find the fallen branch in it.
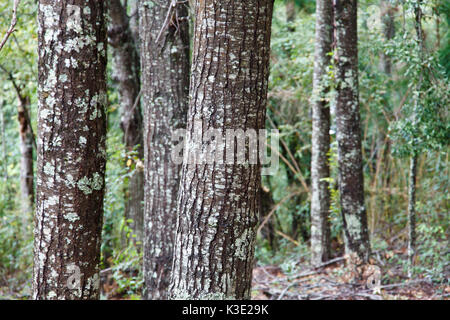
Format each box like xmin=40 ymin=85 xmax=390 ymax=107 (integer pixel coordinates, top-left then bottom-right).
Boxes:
xmin=313 ymin=256 xmax=346 ymax=269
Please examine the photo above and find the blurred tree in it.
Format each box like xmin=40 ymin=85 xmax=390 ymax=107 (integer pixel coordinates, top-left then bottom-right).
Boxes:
xmin=0 ymin=65 xmax=35 ymax=217
xmin=108 ymin=0 xmax=144 ymax=243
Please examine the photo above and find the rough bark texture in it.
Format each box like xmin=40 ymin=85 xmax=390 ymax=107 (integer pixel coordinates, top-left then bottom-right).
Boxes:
xmin=335 ymin=0 xmax=370 ymax=263
xmin=169 ymin=0 xmax=274 ymax=300
xmin=33 ymin=0 xmax=107 ymax=300
xmin=109 ymin=0 xmax=144 ymax=241
xmin=18 ymin=95 xmax=35 ymax=215
xmin=310 ymin=0 xmax=333 ymax=266
xmin=139 ymin=0 xmax=190 ymax=300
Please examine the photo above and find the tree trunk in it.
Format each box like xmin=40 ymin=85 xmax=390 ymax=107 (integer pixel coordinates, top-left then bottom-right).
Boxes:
xmin=33 ymin=1 xmax=107 ymax=300
xmin=109 ymin=0 xmax=144 ymax=242
xmin=169 ymin=0 xmax=274 ymax=300
xmin=335 ymin=0 xmax=371 ymax=263
xmin=17 ymin=94 xmax=34 ymax=216
xmin=310 ymin=0 xmax=333 ymax=266
xmin=129 ymin=0 xmax=140 ymax=45
xmin=407 ymin=155 xmax=417 ymax=275
xmin=408 ymin=1 xmax=424 ymax=276
xmin=380 ymin=0 xmax=395 ymax=75
xmin=139 ymin=0 xmax=190 ymax=300
xmin=286 ymin=0 xmax=296 ymax=31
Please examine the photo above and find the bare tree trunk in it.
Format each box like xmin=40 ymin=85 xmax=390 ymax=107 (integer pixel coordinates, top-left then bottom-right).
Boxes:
xmin=0 ymin=64 xmax=36 ymax=216
xmin=33 ymin=1 xmax=107 ymax=300
xmin=286 ymin=0 xmax=296 ymax=31
xmin=408 ymin=0 xmax=424 ymax=276
xmin=139 ymin=0 xmax=190 ymax=300
xmin=129 ymin=0 xmax=140 ymax=44
xmin=169 ymin=0 xmax=274 ymax=300
xmin=310 ymin=0 xmax=333 ymax=266
xmin=109 ymin=0 xmax=144 ymax=242
xmin=17 ymin=95 xmax=34 ymax=215
xmin=380 ymin=0 xmax=395 ymax=74
xmin=335 ymin=0 xmax=371 ymax=263
xmin=407 ymin=155 xmax=417 ymax=275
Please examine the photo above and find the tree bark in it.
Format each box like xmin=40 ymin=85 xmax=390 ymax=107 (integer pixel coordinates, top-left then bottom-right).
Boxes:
xmin=408 ymin=0 xmax=424 ymax=276
xmin=310 ymin=0 xmax=333 ymax=266
xmin=169 ymin=0 xmax=274 ymax=300
xmin=139 ymin=0 xmax=190 ymax=300
xmin=407 ymin=155 xmax=417 ymax=274
xmin=335 ymin=0 xmax=371 ymax=263
xmin=33 ymin=1 xmax=107 ymax=300
xmin=18 ymin=94 xmax=34 ymax=216
xmin=109 ymin=0 xmax=144 ymax=242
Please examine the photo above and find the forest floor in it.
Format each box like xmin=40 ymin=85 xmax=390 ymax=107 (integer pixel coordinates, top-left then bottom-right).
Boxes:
xmin=1 ymin=254 xmax=448 ymax=300
xmin=251 ymin=259 xmax=449 ymax=300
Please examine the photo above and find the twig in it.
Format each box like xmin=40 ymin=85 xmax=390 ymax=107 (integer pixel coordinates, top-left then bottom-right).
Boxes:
xmin=154 ymin=0 xmax=178 ymax=44
xmin=257 ymin=191 xmax=300 ymax=235
xmin=313 ymin=256 xmax=346 ymax=269
xmin=0 ymin=0 xmax=21 ymax=52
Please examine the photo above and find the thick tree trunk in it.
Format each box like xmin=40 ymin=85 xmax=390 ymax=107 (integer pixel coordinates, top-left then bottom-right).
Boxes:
xmin=139 ymin=0 xmax=190 ymax=300
xmin=310 ymin=0 xmax=333 ymax=266
xmin=335 ymin=0 xmax=371 ymax=263
xmin=169 ymin=0 xmax=274 ymax=300
xmin=109 ymin=0 xmax=144 ymax=242
xmin=33 ymin=1 xmax=107 ymax=300
xmin=17 ymin=95 xmax=34 ymax=215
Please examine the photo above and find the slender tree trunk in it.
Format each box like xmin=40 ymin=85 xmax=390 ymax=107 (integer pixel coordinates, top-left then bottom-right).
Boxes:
xmin=379 ymin=0 xmax=395 ymax=234
xmin=33 ymin=1 xmax=107 ymax=300
xmin=129 ymin=0 xmax=140 ymax=44
xmin=169 ymin=0 xmax=274 ymax=300
xmin=286 ymin=0 xmax=296 ymax=31
xmin=407 ymin=155 xmax=417 ymax=274
xmin=0 ymin=65 xmax=36 ymax=216
xmin=335 ymin=0 xmax=371 ymax=263
xmin=380 ymin=0 xmax=395 ymax=75
xmin=408 ymin=0 xmax=424 ymax=276
xmin=17 ymin=94 xmax=34 ymax=215
xmin=310 ymin=0 xmax=333 ymax=266
xmin=109 ymin=0 xmax=144 ymax=242
xmin=139 ymin=0 xmax=190 ymax=300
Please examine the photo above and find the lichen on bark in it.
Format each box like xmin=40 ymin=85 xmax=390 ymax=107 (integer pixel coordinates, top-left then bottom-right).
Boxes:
xmin=335 ymin=0 xmax=371 ymax=263
xmin=169 ymin=0 xmax=274 ymax=300
xmin=310 ymin=0 xmax=333 ymax=266
xmin=139 ymin=0 xmax=190 ymax=300
xmin=33 ymin=0 xmax=107 ymax=300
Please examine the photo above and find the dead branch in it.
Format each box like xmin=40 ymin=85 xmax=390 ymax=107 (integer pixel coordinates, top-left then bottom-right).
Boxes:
xmin=0 ymin=0 xmax=21 ymax=52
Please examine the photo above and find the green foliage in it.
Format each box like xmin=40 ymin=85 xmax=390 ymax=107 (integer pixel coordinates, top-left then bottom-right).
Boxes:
xmin=109 ymin=221 xmax=143 ymax=297
xmin=387 ymin=28 xmax=449 ymax=157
